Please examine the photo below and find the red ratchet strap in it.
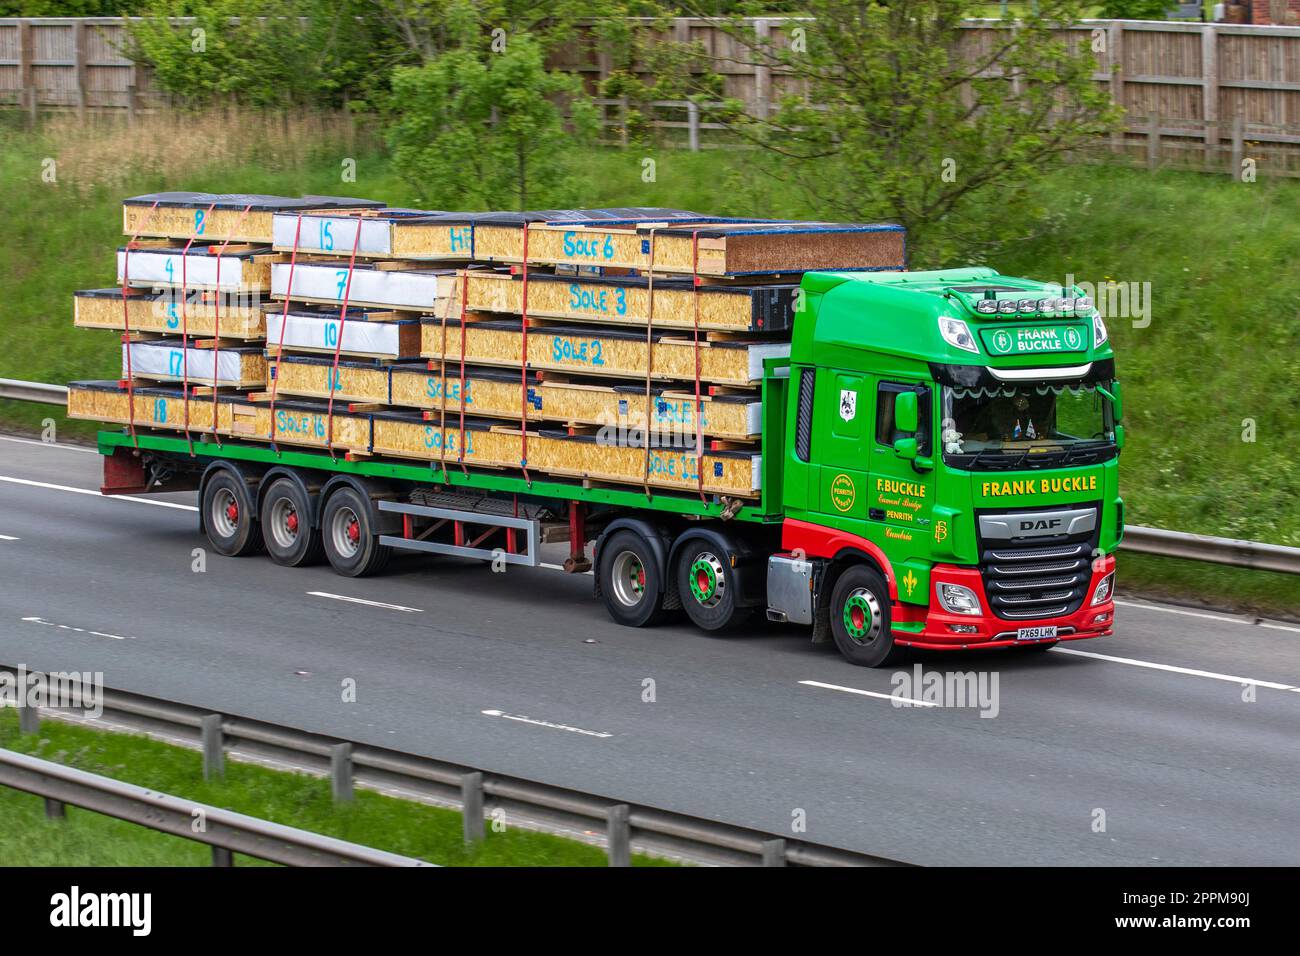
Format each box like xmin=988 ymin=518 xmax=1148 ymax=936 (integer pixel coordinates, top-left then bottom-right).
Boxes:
xmin=178 ymin=202 xmax=218 ymax=456
xmin=691 ymin=230 xmax=706 ymax=503
xmin=209 ymin=203 xmax=254 ymax=448
xmin=455 ymin=266 xmax=470 ymax=477
xmin=517 ymin=223 xmax=532 ymax=486
xmin=640 ymin=227 xmax=659 ymax=499
xmin=120 ymin=200 xmax=161 ymax=449
xmin=267 ymin=214 xmax=304 ymax=452
xmin=325 ymin=215 xmax=364 ymax=460
xmin=439 ymin=267 xmax=467 ymax=481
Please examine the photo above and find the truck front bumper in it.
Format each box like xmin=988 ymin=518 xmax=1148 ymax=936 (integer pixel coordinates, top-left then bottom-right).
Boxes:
xmin=890 ymin=556 xmax=1115 ymax=651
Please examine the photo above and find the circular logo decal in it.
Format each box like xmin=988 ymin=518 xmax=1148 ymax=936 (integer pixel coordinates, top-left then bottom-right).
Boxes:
xmin=991 ymin=330 xmax=1013 ymax=354
xmin=830 ymin=473 xmax=856 ymax=512
xmin=1064 ymin=326 xmax=1082 ymax=350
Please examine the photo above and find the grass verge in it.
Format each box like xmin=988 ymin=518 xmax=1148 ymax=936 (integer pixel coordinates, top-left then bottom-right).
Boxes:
xmin=0 ymin=708 xmax=672 ymax=867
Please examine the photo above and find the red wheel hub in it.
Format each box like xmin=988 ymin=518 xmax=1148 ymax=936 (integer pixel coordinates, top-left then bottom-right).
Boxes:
xmin=286 ymin=510 xmax=299 ymax=534
xmin=347 ymin=518 xmax=360 ymax=543
xmin=225 ymin=502 xmax=239 ymax=523
xmin=850 ymin=606 xmax=866 ymax=631
xmin=696 ymin=569 xmax=710 ymax=592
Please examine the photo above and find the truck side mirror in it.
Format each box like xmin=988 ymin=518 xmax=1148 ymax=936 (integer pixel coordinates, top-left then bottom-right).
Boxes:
xmin=893 ymin=437 xmax=918 ymax=461
xmin=894 ymin=391 xmax=918 ymax=433
xmin=1114 ymin=424 xmax=1125 ymax=451
xmin=1111 ymin=381 xmax=1123 ymax=422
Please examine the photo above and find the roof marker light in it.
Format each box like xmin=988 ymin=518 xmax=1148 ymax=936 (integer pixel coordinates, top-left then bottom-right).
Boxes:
xmin=938 ymin=316 xmax=979 ymax=353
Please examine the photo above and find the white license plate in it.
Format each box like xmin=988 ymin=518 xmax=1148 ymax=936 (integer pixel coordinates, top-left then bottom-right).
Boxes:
xmin=1016 ymin=626 xmax=1058 ymax=641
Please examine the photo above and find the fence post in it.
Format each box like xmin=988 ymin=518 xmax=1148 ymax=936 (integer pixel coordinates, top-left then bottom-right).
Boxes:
xmin=19 ymin=19 xmax=36 ymax=128
xmin=1146 ymin=114 xmax=1160 ymax=171
xmin=607 ymin=804 xmax=631 ymax=867
xmin=687 ymin=100 xmax=700 ymax=152
xmin=1230 ymin=115 xmax=1244 ymax=179
xmin=74 ymin=20 xmax=87 ymax=117
xmin=1201 ymin=24 xmax=1218 ymax=152
xmin=753 ymin=19 xmax=771 ymax=121
xmin=761 ymin=838 xmax=787 ymax=866
xmin=1108 ymin=21 xmax=1125 ymax=155
xmin=330 ymin=742 xmax=353 ymax=802
xmin=619 ymin=96 xmax=629 ymax=147
xmin=200 ymin=714 xmax=224 ymax=780
xmin=18 ymin=704 xmax=39 ymax=735
xmin=460 ymin=772 xmax=485 ymax=844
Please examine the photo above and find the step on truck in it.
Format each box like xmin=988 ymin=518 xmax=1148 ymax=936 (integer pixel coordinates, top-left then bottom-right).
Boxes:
xmin=93 ymin=267 xmax=1122 ymax=666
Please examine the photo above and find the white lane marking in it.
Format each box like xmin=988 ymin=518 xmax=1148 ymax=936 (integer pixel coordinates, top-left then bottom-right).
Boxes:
xmin=481 ymin=708 xmax=613 ymax=738
xmin=0 ymin=475 xmax=197 ymax=511
xmin=307 ymin=591 xmax=422 ymax=613
xmin=799 ymin=679 xmax=940 ymax=707
xmin=0 ymin=434 xmax=98 ymax=454
xmin=1115 ymin=598 xmax=1300 ymax=635
xmin=1052 ymin=647 xmax=1300 ymax=692
xmin=0 ymin=534 xmax=18 ymax=541
xmin=22 ymin=615 xmax=134 ymax=641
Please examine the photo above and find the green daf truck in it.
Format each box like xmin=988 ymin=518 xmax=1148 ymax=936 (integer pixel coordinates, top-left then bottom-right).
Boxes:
xmin=96 ymin=265 xmax=1121 ymax=667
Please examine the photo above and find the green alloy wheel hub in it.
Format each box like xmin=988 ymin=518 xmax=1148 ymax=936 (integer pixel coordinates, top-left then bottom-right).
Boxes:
xmin=688 ymin=552 xmax=726 ymax=607
xmin=843 ymin=589 xmax=881 ymax=645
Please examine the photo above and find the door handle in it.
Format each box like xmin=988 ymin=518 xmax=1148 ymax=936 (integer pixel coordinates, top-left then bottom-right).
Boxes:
xmin=868 ymin=508 xmax=885 ymax=521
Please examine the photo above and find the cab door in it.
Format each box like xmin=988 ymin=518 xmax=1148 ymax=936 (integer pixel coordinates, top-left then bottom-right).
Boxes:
xmin=867 ymin=380 xmax=936 ymax=601
xmin=814 ymin=370 xmax=871 ymax=523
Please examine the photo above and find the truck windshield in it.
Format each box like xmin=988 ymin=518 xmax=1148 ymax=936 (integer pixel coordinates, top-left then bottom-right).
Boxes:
xmin=941 ymin=381 xmax=1116 ymax=471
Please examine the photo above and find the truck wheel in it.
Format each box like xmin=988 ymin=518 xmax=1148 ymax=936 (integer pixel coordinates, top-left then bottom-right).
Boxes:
xmin=321 ymin=487 xmax=392 ymax=577
xmin=202 ymin=471 xmax=263 ymax=557
xmin=675 ymin=542 xmax=751 ymax=632
xmin=260 ymin=478 xmax=324 ymax=568
xmin=597 ymin=530 xmax=666 ymax=627
xmin=829 ymin=565 xmax=902 ymax=667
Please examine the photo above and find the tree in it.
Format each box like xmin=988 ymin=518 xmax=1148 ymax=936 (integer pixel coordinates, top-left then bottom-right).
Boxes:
xmin=680 ymin=0 xmax=1123 ymax=262
xmin=386 ymin=31 xmax=598 ymax=209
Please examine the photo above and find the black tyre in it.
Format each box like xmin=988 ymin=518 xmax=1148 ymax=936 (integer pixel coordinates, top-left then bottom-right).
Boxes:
xmin=675 ymin=539 xmax=752 ymax=632
xmin=597 ymin=530 xmax=667 ymax=627
xmin=202 ymin=470 xmax=263 ymax=557
xmin=259 ymin=478 xmax=324 ymax=568
xmin=320 ymin=486 xmax=392 ymax=577
xmin=828 ymin=565 xmax=903 ymax=667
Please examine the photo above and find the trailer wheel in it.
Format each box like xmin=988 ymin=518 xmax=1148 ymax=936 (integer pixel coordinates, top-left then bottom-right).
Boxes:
xmin=828 ymin=565 xmax=902 ymax=667
xmin=202 ymin=471 xmax=263 ymax=557
xmin=260 ymin=478 xmax=324 ymax=568
xmin=321 ymin=486 xmax=392 ymax=578
xmin=675 ymin=542 xmax=751 ymax=632
xmin=597 ymin=530 xmax=667 ymax=627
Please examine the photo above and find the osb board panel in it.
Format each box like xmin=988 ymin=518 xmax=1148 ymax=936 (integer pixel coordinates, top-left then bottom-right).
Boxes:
xmin=226 ymin=403 xmax=371 ymax=452
xmin=118 ymin=248 xmax=277 ymax=292
xmin=460 ymin=271 xmax=793 ymax=333
xmin=540 ymin=382 xmax=761 ymax=441
xmin=268 ymin=358 xmax=393 ymax=405
xmin=67 ymin=385 xmax=230 ymax=435
xmin=421 ymin=318 xmax=786 ymax=386
xmin=389 ymin=366 xmax=539 ymax=422
xmin=369 ymin=418 xmax=522 ymax=468
xmin=73 ymin=291 xmax=264 ymax=339
xmin=370 ymin=418 xmax=760 ymax=497
xmin=391 ymin=221 xmax=478 ymax=260
xmin=123 ymin=206 xmax=280 ymax=245
xmin=470 ymin=222 xmax=906 ymax=275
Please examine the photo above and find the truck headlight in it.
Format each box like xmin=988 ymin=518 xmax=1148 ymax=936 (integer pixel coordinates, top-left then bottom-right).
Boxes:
xmin=1091 ymin=572 xmax=1115 ymax=605
xmin=1092 ymin=311 xmax=1109 ymax=347
xmin=936 ymin=582 xmax=982 ymax=615
xmin=938 ymin=317 xmax=979 ymax=353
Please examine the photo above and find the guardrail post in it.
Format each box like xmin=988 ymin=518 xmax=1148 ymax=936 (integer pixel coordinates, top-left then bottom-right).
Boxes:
xmin=461 ymin=772 xmax=485 ymax=844
xmin=607 ymin=804 xmax=631 ymax=867
xmin=761 ymin=838 xmax=787 ymax=866
xmin=44 ymin=798 xmax=66 ymax=819
xmin=211 ymin=846 xmax=234 ymax=867
xmin=18 ymin=704 xmax=39 ymax=735
xmin=330 ymin=743 xmax=353 ymax=802
xmin=200 ymin=714 xmax=224 ymax=780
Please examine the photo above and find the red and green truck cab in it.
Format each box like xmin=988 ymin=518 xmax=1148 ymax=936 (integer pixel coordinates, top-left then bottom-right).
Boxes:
xmin=764 ymin=266 xmax=1121 ymax=665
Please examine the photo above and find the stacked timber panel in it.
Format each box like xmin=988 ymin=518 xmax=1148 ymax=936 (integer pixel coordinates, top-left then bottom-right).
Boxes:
xmin=69 ymin=195 xmax=907 ymax=502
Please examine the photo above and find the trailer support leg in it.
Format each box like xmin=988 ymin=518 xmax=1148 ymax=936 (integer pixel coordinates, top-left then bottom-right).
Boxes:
xmin=564 ymin=502 xmax=592 ymax=574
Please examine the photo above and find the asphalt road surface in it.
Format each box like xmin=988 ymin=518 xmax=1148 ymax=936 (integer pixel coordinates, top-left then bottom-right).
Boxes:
xmin=2 ymin=432 xmax=1298 ymax=866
